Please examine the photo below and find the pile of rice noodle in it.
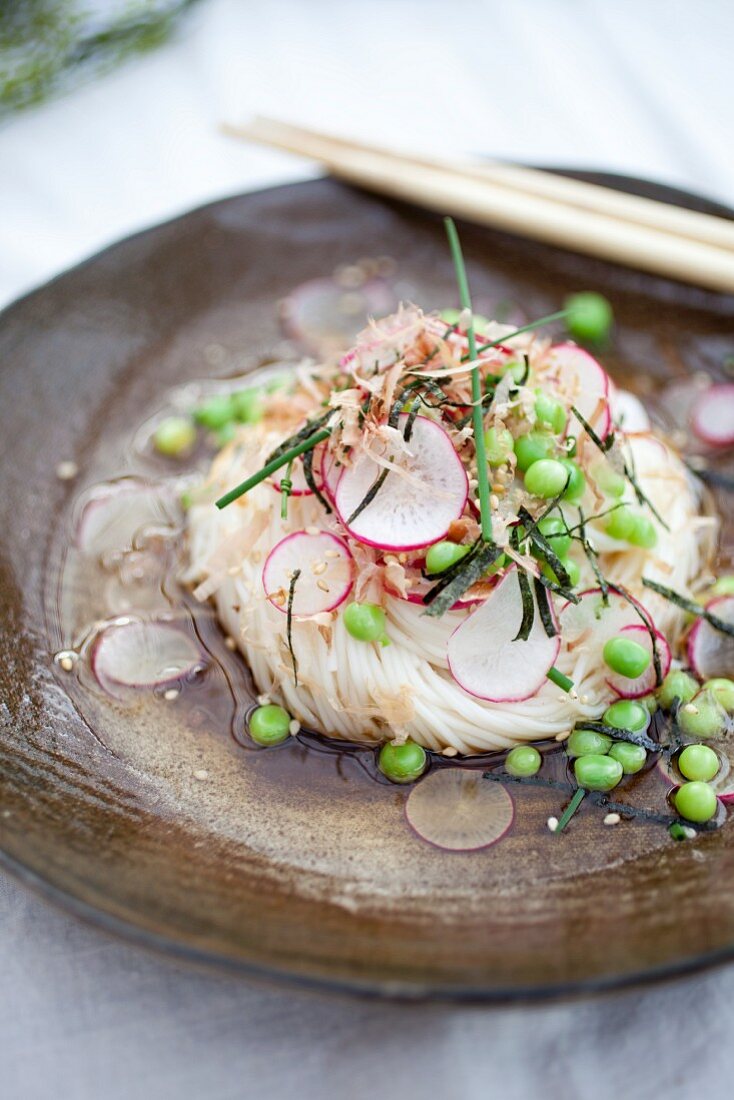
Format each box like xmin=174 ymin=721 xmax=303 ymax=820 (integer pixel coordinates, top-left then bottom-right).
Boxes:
xmin=184 ymin=311 xmax=715 ymax=754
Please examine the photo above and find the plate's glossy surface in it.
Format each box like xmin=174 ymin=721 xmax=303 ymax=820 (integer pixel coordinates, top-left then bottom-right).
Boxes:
xmin=1 ymin=176 xmax=733 ymax=1001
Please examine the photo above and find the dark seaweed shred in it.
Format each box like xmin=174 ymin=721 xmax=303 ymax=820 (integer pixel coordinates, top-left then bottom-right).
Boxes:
xmin=642 ymin=578 xmax=734 ymax=638
xmin=286 ymin=569 xmax=301 ymax=686
xmin=423 ymin=539 xmax=503 ymax=617
xmin=534 ymin=578 xmax=558 ymax=638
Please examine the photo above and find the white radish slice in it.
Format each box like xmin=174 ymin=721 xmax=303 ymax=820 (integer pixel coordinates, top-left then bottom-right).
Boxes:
xmin=606 ymin=623 xmax=671 ymax=699
xmin=691 ymin=383 xmax=734 ymax=447
xmin=657 ymin=747 xmax=734 ymax=804
xmin=92 ymin=620 xmax=203 ymax=694
xmin=405 ymin=768 xmax=514 ymax=851
xmin=447 ymin=567 xmax=560 ymax=702
xmin=545 ymin=343 xmax=611 ymax=439
xmin=319 ymin=444 xmax=343 ymax=503
xmin=334 ymin=414 xmax=468 ymax=551
xmin=76 ymin=480 xmax=177 ymax=554
xmin=611 ymin=388 xmax=651 ymax=433
xmin=687 ymin=596 xmax=734 ymax=679
xmin=262 ymin=530 xmax=354 ymax=616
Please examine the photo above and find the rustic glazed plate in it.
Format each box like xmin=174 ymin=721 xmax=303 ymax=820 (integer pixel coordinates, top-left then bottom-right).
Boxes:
xmin=1 ymin=175 xmax=733 ymax=1001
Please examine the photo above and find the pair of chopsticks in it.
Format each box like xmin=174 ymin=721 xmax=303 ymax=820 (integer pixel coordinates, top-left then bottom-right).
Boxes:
xmin=223 ymin=116 xmax=734 ymax=295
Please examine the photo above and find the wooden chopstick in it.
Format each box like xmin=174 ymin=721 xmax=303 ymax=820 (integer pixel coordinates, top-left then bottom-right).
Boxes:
xmin=223 ymin=117 xmax=734 ymax=295
xmin=240 ymin=117 xmax=734 ymax=254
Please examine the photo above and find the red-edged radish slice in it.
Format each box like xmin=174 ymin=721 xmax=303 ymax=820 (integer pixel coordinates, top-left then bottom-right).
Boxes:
xmin=687 ymin=596 xmax=734 ymax=679
xmin=559 ymin=588 xmax=657 ymax=698
xmin=405 ymin=768 xmax=514 ymax=851
xmin=657 ymin=747 xmax=734 ymax=804
xmin=447 ymin=567 xmax=560 ymax=702
xmin=384 ymin=574 xmax=487 ymax=612
xmin=91 ymin=620 xmax=203 ymax=694
xmin=611 ymin=389 xmax=651 ymax=433
xmin=691 ymin=383 xmax=734 ymax=447
xmin=262 ymin=530 xmax=354 ymax=615
xmin=545 ymin=343 xmax=611 ymax=439
xmin=334 ymin=414 xmax=468 ymax=551
xmin=76 ymin=480 xmax=177 ymax=554
xmin=606 ymin=623 xmax=671 ymax=698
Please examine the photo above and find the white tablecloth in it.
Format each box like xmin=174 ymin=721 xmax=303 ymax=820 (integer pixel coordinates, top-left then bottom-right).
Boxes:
xmin=2 ymin=1 xmax=733 ymax=1096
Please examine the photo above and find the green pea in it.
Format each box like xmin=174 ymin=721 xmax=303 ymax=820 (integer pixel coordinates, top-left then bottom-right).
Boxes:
xmin=216 ymin=422 xmax=237 ymax=447
xmin=483 ymin=426 xmax=515 ymax=467
xmin=603 ymin=636 xmax=651 ymax=679
xmin=153 ymin=416 xmax=197 ymax=457
xmin=425 ymin=541 xmax=470 ymax=575
xmin=704 ymin=678 xmax=734 ymax=713
xmin=439 ymin=308 xmax=491 ymax=332
xmin=541 ymin=556 xmax=581 ymax=588
xmin=678 ymin=693 xmax=727 ymax=739
xmin=603 ymin=699 xmax=650 ymax=732
xmin=605 ymin=505 xmax=638 ymax=542
xmin=249 ymin=704 xmax=291 ymax=746
xmin=564 ymin=291 xmax=614 ymax=344
xmin=534 ymin=389 xmax=567 ymax=434
xmin=627 ymin=513 xmax=657 ymax=549
xmin=505 ymin=745 xmax=542 ymax=777
xmin=514 ymin=431 xmax=555 ymax=472
xmin=609 ymin=741 xmax=647 ymax=774
xmin=560 ymin=459 xmax=586 ymax=502
xmin=592 ymin=462 xmax=626 ymax=498
xmin=231 ymin=387 xmax=264 ymax=423
xmin=658 ymin=669 xmax=699 ymax=709
xmin=566 ymin=729 xmax=612 ymax=757
xmin=573 ymin=753 xmax=623 ymax=791
xmin=536 ymin=515 xmax=572 ymax=559
xmin=485 ymin=552 xmax=508 ymax=577
xmin=194 ymin=394 xmax=235 ymax=430
xmin=678 ymin=744 xmax=720 ymax=783
xmin=674 ymin=781 xmax=718 ymax=824
xmin=378 ymin=740 xmax=427 ymax=784
xmin=524 ymin=458 xmax=569 ymax=499
xmin=708 ymin=575 xmax=734 ymax=598
xmin=343 ymin=601 xmax=387 ymax=643
xmin=504 ymin=361 xmax=528 ymax=384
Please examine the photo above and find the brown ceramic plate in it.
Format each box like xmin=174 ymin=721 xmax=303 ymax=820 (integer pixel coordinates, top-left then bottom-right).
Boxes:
xmin=1 ymin=175 xmax=734 ymax=1002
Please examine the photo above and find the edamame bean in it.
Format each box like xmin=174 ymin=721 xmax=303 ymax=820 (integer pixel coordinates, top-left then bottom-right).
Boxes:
xmin=573 ymin=753 xmax=623 ymax=791
xmin=249 ymin=704 xmax=291 ymax=746
xmin=678 ymin=693 xmax=727 ymax=739
xmin=425 ymin=541 xmax=470 ymax=575
xmin=505 ymin=745 xmax=542 ymax=777
xmin=541 ymin=556 xmax=581 ymax=588
xmin=536 ymin=515 xmax=571 ymax=559
xmin=524 ymin=458 xmax=569 ymax=499
xmin=514 ymin=431 xmax=555 ymax=472
xmin=194 ymin=395 xmax=235 ymax=430
xmin=603 ymin=636 xmax=651 ymax=679
xmin=708 ymin=575 xmax=734 ymax=598
xmin=564 ymin=292 xmax=613 ymax=344
xmin=153 ymin=416 xmax=197 ymax=457
xmin=343 ymin=602 xmax=387 ymax=643
xmin=534 ymin=389 xmax=566 ymax=434
xmin=603 ymin=699 xmax=650 ymax=732
xmin=674 ymin=781 xmax=718 ymax=824
xmin=704 ymin=678 xmax=734 ymax=712
xmin=678 ymin=744 xmax=720 ymax=783
xmin=566 ymin=729 xmax=612 ymax=757
xmin=231 ymin=388 xmax=264 ymax=423
xmin=609 ymin=741 xmax=647 ymax=774
xmin=658 ymin=669 xmax=699 ymax=708
xmin=560 ymin=459 xmax=586 ymax=502
xmin=483 ymin=426 xmax=515 ymax=467
xmin=378 ymin=740 xmax=427 ymax=784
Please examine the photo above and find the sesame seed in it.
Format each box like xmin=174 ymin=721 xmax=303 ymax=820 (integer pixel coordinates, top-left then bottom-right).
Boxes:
xmin=311 ymin=561 xmax=327 ymax=575
xmin=60 ymin=656 xmax=74 ymax=672
xmin=227 ymin=565 xmax=240 ymax=576
xmin=163 ymin=688 xmax=179 ymax=701
xmin=193 ymin=769 xmax=208 ymax=781
xmin=224 ymin=636 xmax=236 ymax=650
xmin=305 ymin=525 xmax=320 ymax=536
xmin=554 ymin=731 xmax=570 ymax=742
xmin=683 ymin=826 xmax=697 ymax=840
xmin=442 ymin=746 xmax=458 ymax=757
xmin=257 ymin=694 xmax=271 ymax=706
xmin=55 ymin=460 xmax=78 ymax=480
xmin=289 ymin=719 xmax=301 ymax=736
xmin=251 ymin=551 xmax=262 ymax=563
xmin=317 ymin=579 xmax=330 ymax=592
xmin=547 ymin=816 xmax=559 ymax=833
xmin=683 ymin=703 xmax=698 ymax=714
xmin=603 ymin=813 xmax=621 ymax=826
xmin=580 ymin=695 xmax=589 ymax=704
xmin=324 ymin=550 xmax=339 ymax=559
xmin=490 ymin=494 xmax=499 ymax=510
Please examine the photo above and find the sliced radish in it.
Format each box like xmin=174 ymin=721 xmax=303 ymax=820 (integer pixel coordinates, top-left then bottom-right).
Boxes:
xmin=559 ymin=588 xmax=659 ymax=694
xmin=611 ymin=389 xmax=651 ymax=433
xmin=405 ymin=768 xmax=514 ymax=851
xmin=262 ymin=530 xmax=354 ymax=615
xmin=657 ymin=746 xmax=734 ymax=804
xmin=91 ymin=620 xmax=203 ymax=694
xmin=384 ymin=574 xmax=486 ymax=612
xmin=606 ymin=623 xmax=671 ymax=699
xmin=687 ymin=596 xmax=734 ymax=679
xmin=545 ymin=343 xmax=611 ymax=439
xmin=447 ymin=567 xmax=560 ymax=702
xmin=334 ymin=414 xmax=467 ymax=551
xmin=76 ymin=480 xmax=177 ymax=554
xmin=691 ymin=383 xmax=734 ymax=447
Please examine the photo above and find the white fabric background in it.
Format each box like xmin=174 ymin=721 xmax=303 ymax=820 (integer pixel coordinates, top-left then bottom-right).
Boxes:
xmin=1 ymin=1 xmax=733 ymax=1096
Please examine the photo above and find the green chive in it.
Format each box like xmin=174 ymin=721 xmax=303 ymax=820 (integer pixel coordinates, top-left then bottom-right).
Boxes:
xmin=215 ymin=427 xmax=330 ymax=509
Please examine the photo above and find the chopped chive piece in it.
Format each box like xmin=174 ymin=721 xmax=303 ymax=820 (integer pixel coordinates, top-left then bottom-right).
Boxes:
xmin=554 ymin=787 xmax=586 ymax=833
xmin=669 ymin=822 xmax=690 ymax=842
xmin=215 ymin=427 xmax=330 ymax=509
xmin=470 ymin=309 xmax=571 ymax=357
xmin=642 ymin=578 xmax=734 ymax=637
xmin=444 ymin=217 xmax=493 ymax=542
xmin=279 ymin=461 xmax=293 ymax=520
xmin=546 ymin=666 xmax=574 ymax=693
